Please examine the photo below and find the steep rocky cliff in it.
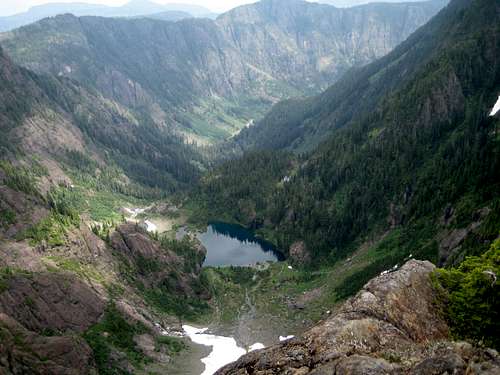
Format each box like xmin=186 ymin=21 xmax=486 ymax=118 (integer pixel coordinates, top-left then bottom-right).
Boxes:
xmin=217 ymin=260 xmax=500 ymax=374
xmin=0 ymin=0 xmax=446 ymax=142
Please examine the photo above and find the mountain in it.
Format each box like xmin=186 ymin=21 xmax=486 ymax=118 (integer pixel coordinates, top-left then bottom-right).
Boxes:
xmin=231 ymin=0 xmax=492 ymax=153
xmin=193 ymin=0 xmax=499 ymax=277
xmin=137 ymin=10 xmax=194 ymax=21
xmin=0 ymin=0 xmax=446 ymax=143
xmin=0 ymin=44 xmax=200 ymax=195
xmin=0 ymin=0 xmax=213 ymax=32
xmin=0 ymin=0 xmax=498 ymax=373
xmin=317 ymin=0 xmax=444 ymax=7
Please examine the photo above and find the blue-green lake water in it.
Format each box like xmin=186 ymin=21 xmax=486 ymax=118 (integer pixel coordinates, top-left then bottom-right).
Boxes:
xmin=198 ymin=222 xmax=285 ymax=267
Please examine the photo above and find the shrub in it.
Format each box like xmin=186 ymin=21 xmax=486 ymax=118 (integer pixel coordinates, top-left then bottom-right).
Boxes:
xmin=0 ymin=161 xmax=39 ymax=196
xmin=0 ymin=208 xmax=16 ymax=228
xmin=83 ymin=303 xmax=148 ymax=374
xmin=434 ymin=237 xmax=500 ymax=349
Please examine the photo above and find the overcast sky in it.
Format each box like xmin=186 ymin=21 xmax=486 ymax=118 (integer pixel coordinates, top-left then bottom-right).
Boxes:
xmin=0 ymin=0 xmax=260 ymax=16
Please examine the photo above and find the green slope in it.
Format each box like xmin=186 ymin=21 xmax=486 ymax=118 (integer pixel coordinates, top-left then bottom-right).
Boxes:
xmin=193 ymin=0 xmax=500 ymax=272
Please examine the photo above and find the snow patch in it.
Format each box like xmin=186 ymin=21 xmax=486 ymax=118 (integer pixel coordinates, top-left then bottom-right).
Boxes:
xmin=144 ymin=220 xmax=157 ymax=233
xmin=279 ymin=335 xmax=294 ymax=342
xmin=183 ymin=325 xmax=247 ymax=375
xmin=249 ymin=343 xmax=265 ymax=351
xmin=489 ymin=95 xmax=500 ymax=116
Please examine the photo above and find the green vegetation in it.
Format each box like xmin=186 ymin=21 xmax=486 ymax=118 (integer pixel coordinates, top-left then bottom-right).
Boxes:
xmin=18 ymin=186 xmax=81 ymax=246
xmin=0 ymin=207 xmax=16 ymax=228
xmin=0 ymin=160 xmax=40 ymax=196
xmin=0 ymin=268 xmax=13 ymax=293
xmin=159 ymin=236 xmax=205 ymax=273
xmin=44 ymin=256 xmax=105 ymax=284
xmin=192 ymin=0 xmax=500 ymax=272
xmin=83 ymin=303 xmax=149 ymax=374
xmin=143 ymin=287 xmax=210 ymax=322
xmin=18 ymin=213 xmax=71 ymax=247
xmin=434 ymin=237 xmax=500 ymax=350
xmin=155 ymin=336 xmax=186 ymax=355
xmin=0 ymin=267 xmax=32 ymax=293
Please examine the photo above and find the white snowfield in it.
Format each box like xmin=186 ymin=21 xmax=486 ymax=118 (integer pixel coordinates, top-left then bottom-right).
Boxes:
xmin=279 ymin=335 xmax=295 ymax=341
xmin=183 ymin=325 xmax=274 ymax=375
xmin=183 ymin=325 xmax=247 ymax=375
xmin=490 ymin=95 xmax=500 ymax=117
xmin=124 ymin=207 xmax=145 ymax=218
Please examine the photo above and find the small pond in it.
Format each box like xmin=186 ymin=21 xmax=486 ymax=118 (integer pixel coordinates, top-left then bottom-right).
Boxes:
xmin=197 ymin=222 xmax=284 ymax=267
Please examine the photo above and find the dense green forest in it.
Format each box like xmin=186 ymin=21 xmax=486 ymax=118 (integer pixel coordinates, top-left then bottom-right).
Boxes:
xmin=193 ymin=0 xmax=500 ymax=277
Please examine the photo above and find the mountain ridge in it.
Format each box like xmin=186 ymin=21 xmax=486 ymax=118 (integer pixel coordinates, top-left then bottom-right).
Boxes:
xmin=0 ymin=0 xmax=214 ymax=32
xmin=0 ymin=0 xmax=447 ymax=143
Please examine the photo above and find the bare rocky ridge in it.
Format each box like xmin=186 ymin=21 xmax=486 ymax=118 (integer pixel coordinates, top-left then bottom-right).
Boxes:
xmin=217 ymin=260 xmax=500 ymax=374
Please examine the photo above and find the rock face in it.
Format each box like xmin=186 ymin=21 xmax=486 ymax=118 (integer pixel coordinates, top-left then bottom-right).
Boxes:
xmin=0 ymin=273 xmax=105 ymax=334
xmin=289 ymin=241 xmax=311 ymax=265
xmin=217 ymin=260 xmax=500 ymax=374
xmin=0 ymin=313 xmax=97 ymax=375
xmin=0 ymin=272 xmax=104 ymax=374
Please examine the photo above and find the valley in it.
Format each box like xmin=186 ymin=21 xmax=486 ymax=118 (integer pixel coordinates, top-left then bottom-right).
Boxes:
xmin=0 ymin=0 xmax=445 ymax=144
xmin=0 ymin=0 xmax=499 ymax=374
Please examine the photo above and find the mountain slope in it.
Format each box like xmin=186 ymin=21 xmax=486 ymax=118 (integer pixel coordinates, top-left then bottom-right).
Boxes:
xmin=0 ymin=44 xmax=200 ymax=195
xmin=0 ymin=0 xmax=446 ymax=143
xmin=193 ymin=0 xmax=500 ymax=276
xmin=0 ymin=42 xmax=217 ymax=373
xmin=232 ymin=0 xmax=482 ymax=152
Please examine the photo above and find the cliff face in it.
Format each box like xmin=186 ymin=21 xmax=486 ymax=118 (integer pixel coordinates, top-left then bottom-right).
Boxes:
xmin=0 ymin=0 xmax=446 ymax=142
xmin=216 ymin=0 xmax=447 ymax=90
xmin=217 ymin=260 xmax=500 ymax=374
xmin=0 ymin=219 xmax=209 ymax=374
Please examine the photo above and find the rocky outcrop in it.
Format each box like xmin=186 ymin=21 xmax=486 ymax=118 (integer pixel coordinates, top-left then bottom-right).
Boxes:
xmin=0 ymin=273 xmax=105 ymax=334
xmin=217 ymin=260 xmax=500 ymax=374
xmin=111 ymin=223 xmax=210 ymax=299
xmin=0 ymin=313 xmax=97 ymax=375
xmin=438 ymin=207 xmax=491 ymax=266
xmin=0 ymin=272 xmax=103 ymax=374
xmin=289 ymin=241 xmax=311 ymax=265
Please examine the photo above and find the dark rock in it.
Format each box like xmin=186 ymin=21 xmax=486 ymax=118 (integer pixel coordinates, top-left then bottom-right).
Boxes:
xmin=335 ymin=355 xmax=398 ymax=374
xmin=411 ymin=352 xmax=466 ymax=375
xmin=0 ymin=313 xmax=97 ymax=374
xmin=0 ymin=272 xmax=105 ymax=334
